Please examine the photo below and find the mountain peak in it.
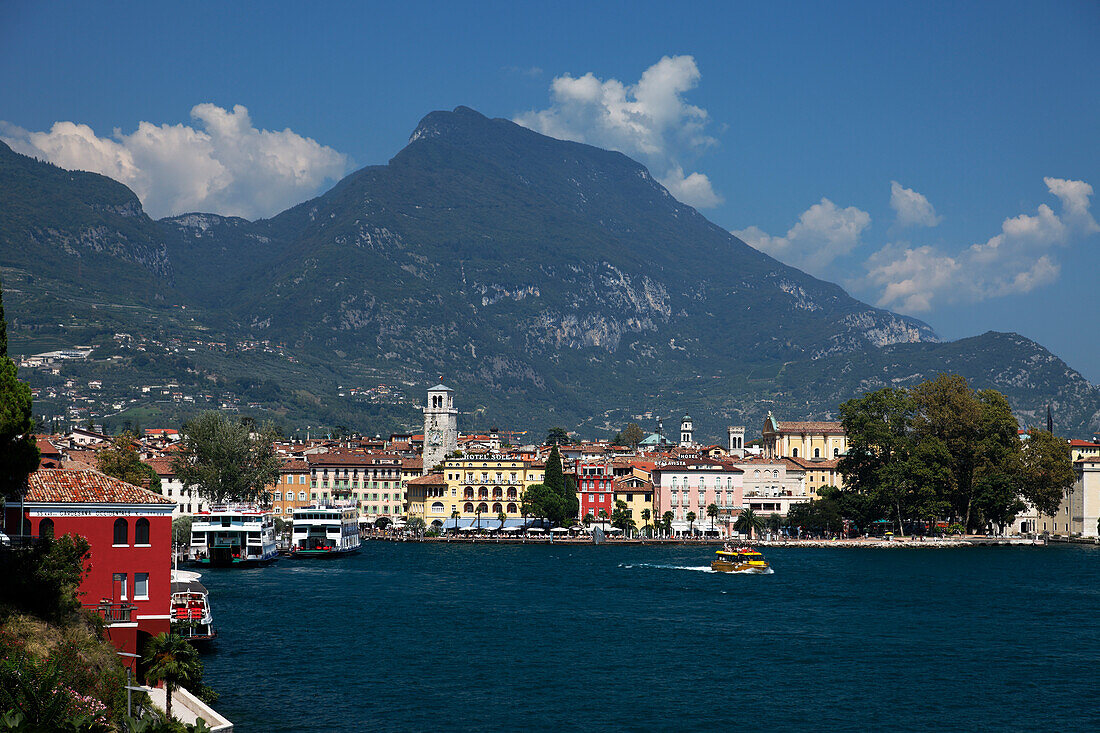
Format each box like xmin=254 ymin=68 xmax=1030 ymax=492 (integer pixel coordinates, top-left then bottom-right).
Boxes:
xmin=408 ymin=105 xmax=493 ymax=144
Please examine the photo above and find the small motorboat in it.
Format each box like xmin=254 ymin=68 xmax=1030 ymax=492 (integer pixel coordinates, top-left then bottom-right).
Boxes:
xmin=711 ymin=546 xmax=770 ymax=573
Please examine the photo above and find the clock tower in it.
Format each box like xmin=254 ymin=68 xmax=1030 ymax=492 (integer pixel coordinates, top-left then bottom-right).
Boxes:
xmin=422 ymin=382 xmax=458 ymax=474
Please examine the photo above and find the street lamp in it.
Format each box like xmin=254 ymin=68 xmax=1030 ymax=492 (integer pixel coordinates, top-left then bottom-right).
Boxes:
xmin=117 ymin=650 xmax=141 ymax=727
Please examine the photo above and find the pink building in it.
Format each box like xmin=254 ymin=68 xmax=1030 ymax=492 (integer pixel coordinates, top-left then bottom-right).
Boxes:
xmin=652 ymin=459 xmax=743 ymax=536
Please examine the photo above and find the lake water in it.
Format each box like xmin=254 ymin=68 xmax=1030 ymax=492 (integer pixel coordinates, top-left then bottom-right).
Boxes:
xmin=198 ymin=542 xmax=1100 ymax=732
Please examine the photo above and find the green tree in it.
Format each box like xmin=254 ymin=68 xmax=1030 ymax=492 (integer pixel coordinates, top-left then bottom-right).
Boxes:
xmin=96 ymin=432 xmax=161 ymax=493
xmin=734 ymin=509 xmax=764 ymax=539
xmin=610 ymin=499 xmax=635 ymax=534
xmin=641 ymin=508 xmax=651 ymax=536
xmin=450 ymin=508 xmax=460 ymax=534
xmin=142 ymin=633 xmax=201 ymax=722
xmin=172 ymin=516 xmax=193 ymax=546
xmin=0 ymin=532 xmax=90 ymax=622
xmin=583 ymin=512 xmax=595 ymax=527
xmin=497 ymin=511 xmax=507 ymax=530
xmin=686 ymin=511 xmax=696 ymax=534
xmin=1019 ymin=428 xmax=1076 ymax=517
xmin=522 ymin=483 xmax=560 ymax=528
xmin=597 ymin=507 xmax=609 ymax=529
xmin=620 ymin=423 xmax=644 ymax=449
xmin=766 ymin=513 xmax=782 ymax=534
xmin=545 ymin=427 xmax=570 ymax=446
xmin=170 ymin=412 xmax=280 ymax=504
xmin=706 ymin=503 xmax=718 ymax=533
xmin=0 ymin=356 xmax=39 ymax=504
xmin=661 ymin=510 xmax=674 ymax=536
xmin=407 ymin=517 xmax=426 ymax=537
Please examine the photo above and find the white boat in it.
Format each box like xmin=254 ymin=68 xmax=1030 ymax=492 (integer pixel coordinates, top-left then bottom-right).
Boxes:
xmin=289 ymin=504 xmax=361 ymax=557
xmin=170 ymin=569 xmax=216 ymax=642
xmin=189 ymin=505 xmax=278 ymax=566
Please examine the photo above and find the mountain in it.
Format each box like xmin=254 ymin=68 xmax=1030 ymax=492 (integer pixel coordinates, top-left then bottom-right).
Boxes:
xmin=2 ymin=110 xmax=1098 ymax=439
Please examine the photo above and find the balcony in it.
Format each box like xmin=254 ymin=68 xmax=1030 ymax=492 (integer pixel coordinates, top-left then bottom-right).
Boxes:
xmin=84 ymin=601 xmax=137 ymax=623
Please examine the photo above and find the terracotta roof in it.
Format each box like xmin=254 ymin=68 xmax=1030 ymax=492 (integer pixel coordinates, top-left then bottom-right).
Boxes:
xmin=280 ymin=459 xmax=309 ymax=472
xmin=144 ymin=456 xmax=176 ymax=476
xmin=785 ymin=457 xmax=840 ymax=469
xmin=402 ymin=457 xmax=423 ymax=470
xmin=26 ymin=469 xmax=174 ymax=505
xmin=774 ymin=421 xmax=844 ymax=435
xmin=406 ymin=473 xmax=447 ymax=486
xmin=1069 ymin=439 xmax=1100 ymax=448
xmin=306 ymin=451 xmax=401 ymax=466
xmin=36 ymin=438 xmax=61 ymax=456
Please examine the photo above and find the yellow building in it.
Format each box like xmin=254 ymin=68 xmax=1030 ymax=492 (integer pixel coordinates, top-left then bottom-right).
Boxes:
xmin=762 ymin=412 xmax=848 ymax=460
xmin=612 ymin=475 xmax=655 ymax=532
xmin=427 ymin=455 xmax=546 ymax=529
xmin=787 ymin=457 xmax=844 ymax=499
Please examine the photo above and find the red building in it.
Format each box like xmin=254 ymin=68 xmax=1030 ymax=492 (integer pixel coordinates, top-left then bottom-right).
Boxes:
xmin=575 ymin=460 xmax=614 ymax=523
xmin=3 ymin=469 xmax=176 ymax=672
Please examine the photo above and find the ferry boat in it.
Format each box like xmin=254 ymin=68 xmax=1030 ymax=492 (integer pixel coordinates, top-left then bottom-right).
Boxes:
xmin=170 ymin=569 xmax=216 ymax=642
xmin=290 ymin=504 xmax=362 ymax=557
xmin=711 ymin=546 xmax=770 ymax=573
xmin=188 ymin=505 xmax=279 ymax=566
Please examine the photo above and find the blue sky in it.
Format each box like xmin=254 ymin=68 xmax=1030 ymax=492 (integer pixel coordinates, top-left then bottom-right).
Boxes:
xmin=2 ymin=0 xmax=1098 ymax=379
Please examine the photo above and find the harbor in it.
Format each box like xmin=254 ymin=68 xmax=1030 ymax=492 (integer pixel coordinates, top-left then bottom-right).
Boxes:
xmin=194 ymin=541 xmax=1100 ymax=732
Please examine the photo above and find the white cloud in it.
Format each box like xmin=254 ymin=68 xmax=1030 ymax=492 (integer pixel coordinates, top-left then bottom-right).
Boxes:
xmin=1 ymin=104 xmax=348 ymax=219
xmin=733 ymin=198 xmax=871 ymax=275
xmin=890 ymin=181 xmax=941 ymax=228
xmin=865 ymin=178 xmax=1095 ymax=313
xmin=515 ymin=55 xmax=722 ymax=209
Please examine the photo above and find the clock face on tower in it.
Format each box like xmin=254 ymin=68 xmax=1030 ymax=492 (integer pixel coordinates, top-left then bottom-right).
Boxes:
xmin=428 ymin=428 xmax=442 ymax=446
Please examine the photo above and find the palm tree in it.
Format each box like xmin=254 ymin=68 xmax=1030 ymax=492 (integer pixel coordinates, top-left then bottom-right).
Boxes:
xmin=707 ymin=503 xmax=718 ymax=534
xmin=641 ymin=508 xmax=651 ymax=537
xmin=143 ymin=632 xmax=201 ymax=721
xmin=497 ymin=511 xmax=507 ymax=531
xmin=662 ymin=511 xmax=674 ymax=538
xmin=686 ymin=511 xmax=696 ymax=536
xmin=450 ymin=508 xmax=460 ymax=535
xmin=598 ymin=508 xmax=608 ymax=531
xmin=734 ymin=509 xmax=765 ymax=539
xmin=583 ymin=512 xmax=594 ymax=528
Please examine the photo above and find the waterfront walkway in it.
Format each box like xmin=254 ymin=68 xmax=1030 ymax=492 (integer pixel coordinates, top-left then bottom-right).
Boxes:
xmin=361 ymin=535 xmax=1049 ymax=548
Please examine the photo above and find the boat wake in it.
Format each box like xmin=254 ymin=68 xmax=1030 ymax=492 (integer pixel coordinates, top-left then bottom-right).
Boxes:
xmin=619 ymin=563 xmax=774 ymax=575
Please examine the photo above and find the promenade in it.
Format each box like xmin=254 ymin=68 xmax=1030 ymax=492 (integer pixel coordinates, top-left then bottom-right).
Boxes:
xmin=360 ymin=535 xmax=1049 ymax=548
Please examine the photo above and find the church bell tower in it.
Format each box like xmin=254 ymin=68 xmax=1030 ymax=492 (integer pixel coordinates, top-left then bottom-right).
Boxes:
xmin=423 ymin=382 xmax=458 ymax=474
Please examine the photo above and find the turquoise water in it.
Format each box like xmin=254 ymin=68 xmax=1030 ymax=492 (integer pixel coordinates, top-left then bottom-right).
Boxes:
xmin=198 ymin=543 xmax=1100 ymax=731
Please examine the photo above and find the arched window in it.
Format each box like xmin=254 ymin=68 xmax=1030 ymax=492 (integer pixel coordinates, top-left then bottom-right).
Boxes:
xmin=792 ymin=448 xmax=798 ymax=457
xmin=814 ymin=448 xmax=820 ymax=458
xmin=113 ymin=518 xmax=128 ymax=546
xmin=478 ymin=487 xmax=488 ymax=499
xmin=135 ymin=518 xmax=150 ymax=545
xmin=773 ymin=470 xmax=779 ymax=479
xmin=39 ymin=518 xmax=54 ymax=539
xmin=431 ymin=502 xmax=445 ymax=513
xmin=507 ymin=488 xmax=517 ymax=499
xmin=492 ymin=503 xmax=503 ymax=513
xmin=834 ymin=448 xmax=839 ymax=458
xmin=477 ymin=502 xmax=488 ymax=513
xmin=464 ymin=503 xmax=474 ymax=513
xmin=507 ymin=503 xmax=517 ymax=513
xmin=464 ymin=487 xmax=474 ymax=498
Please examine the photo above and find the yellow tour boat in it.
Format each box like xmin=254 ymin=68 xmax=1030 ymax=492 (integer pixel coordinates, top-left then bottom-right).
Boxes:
xmin=711 ymin=547 xmax=769 ymax=573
